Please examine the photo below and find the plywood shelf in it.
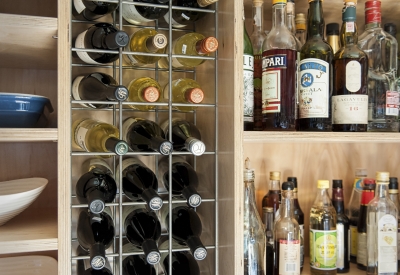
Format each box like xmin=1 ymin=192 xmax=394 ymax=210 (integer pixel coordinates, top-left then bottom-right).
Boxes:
xmin=0 ymin=128 xmax=57 ymax=142
xmin=0 ymin=13 xmax=57 ymax=70
xmin=0 ymin=209 xmax=57 ymax=254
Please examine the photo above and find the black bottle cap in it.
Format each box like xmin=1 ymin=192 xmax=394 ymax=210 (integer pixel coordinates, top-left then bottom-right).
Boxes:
xmin=332 ymin=179 xmax=343 ymax=188
xmin=287 ymin=177 xmax=298 ymax=188
xmin=389 ymin=177 xmax=398 ymax=190
xmin=282 ymin=181 xmax=294 ymax=191
xmin=141 ymin=239 xmax=161 ymax=265
xmin=384 ymin=23 xmax=397 ymax=37
xmin=105 ymin=137 xmax=129 ymax=155
xmin=105 ymin=31 xmax=129 ymax=49
xmin=114 ymin=85 xmax=129 ymax=101
xmin=326 ymin=23 xmax=340 ymax=36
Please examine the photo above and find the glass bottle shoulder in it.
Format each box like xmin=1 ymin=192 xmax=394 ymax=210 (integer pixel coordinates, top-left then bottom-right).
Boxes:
xmin=334 ymin=44 xmax=368 ymax=60
xmin=367 ymin=196 xmax=398 ymax=216
xmin=250 ymin=30 xmax=266 ymax=55
xmin=358 ymin=27 xmax=398 ymax=51
xmin=300 ymin=37 xmax=333 ymax=61
xmin=262 ymin=28 xmax=297 ymax=51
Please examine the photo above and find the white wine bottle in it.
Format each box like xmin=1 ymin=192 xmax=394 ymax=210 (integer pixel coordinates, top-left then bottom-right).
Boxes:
xmin=73 ymin=0 xmax=118 ymax=21
xmin=125 ymin=29 xmax=167 ymax=66
xmin=122 ymin=0 xmax=169 ymax=25
xmin=163 ymin=78 xmax=205 ymax=112
xmin=126 ymin=77 xmax=161 ymax=111
xmin=158 ymin=32 xmax=218 ymax=69
xmin=72 ymin=118 xmax=129 ymax=155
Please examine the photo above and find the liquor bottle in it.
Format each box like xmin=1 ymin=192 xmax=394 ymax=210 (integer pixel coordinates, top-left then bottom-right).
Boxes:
xmin=366 ymin=172 xmax=398 ymax=275
xmin=123 ymin=205 xmax=162 ymax=265
xmin=383 ymin=23 xmax=397 ymax=74
xmin=286 ymin=0 xmax=302 ymax=50
xmin=261 ymin=0 xmax=297 ymax=131
xmin=72 ymin=72 xmax=129 ymax=109
xmin=250 ymin=0 xmax=266 ymax=131
xmin=163 ymin=0 xmax=217 ymax=29
xmin=158 ymin=33 xmax=218 ymax=69
xmin=358 ymin=1 xmax=399 ymax=132
xmin=243 ymin=158 xmax=266 ymax=275
xmin=326 ymin=23 xmax=340 ymax=55
xmin=126 ymin=77 xmax=161 ymax=111
xmin=346 ymin=168 xmax=367 ymax=264
xmin=332 ymin=1 xmax=368 ymax=132
xmin=161 ymin=250 xmax=200 ymax=275
xmin=274 ymin=181 xmax=300 ymax=275
xmin=158 ymin=156 xmax=202 ymax=208
xmin=309 ymin=180 xmax=337 ymax=275
xmin=163 ymin=78 xmax=205 ymax=112
xmin=160 ymin=118 xmax=206 ymax=156
xmin=72 ymin=1 xmax=118 ymax=21
xmin=388 ymin=177 xmax=400 ymax=269
xmin=122 ymin=254 xmax=157 ymax=275
xmin=77 ymin=208 xmax=115 ymax=270
xmin=261 ymin=171 xmax=281 ymax=218
xmin=76 ymin=158 xmax=116 ymax=214
xmin=75 ymin=23 xmax=129 ymax=65
xmin=244 ymin=14 xmax=255 ymax=131
xmin=295 ymin=13 xmax=306 ymax=47
xmin=332 ymin=179 xmax=350 ymax=273
xmin=297 ymin=0 xmax=333 ymax=131
xmin=116 ymin=157 xmax=163 ymax=211
xmin=122 ymin=117 xmax=173 ymax=155
xmin=124 ymin=29 xmax=167 ymax=66
xmin=72 ymin=118 xmax=129 ymax=155
xmin=122 ymin=0 xmax=169 ymax=25
xmin=357 ymin=178 xmax=376 ymax=271
xmin=287 ymin=176 xmax=304 ymax=272
xmin=262 ymin=207 xmax=274 ymax=275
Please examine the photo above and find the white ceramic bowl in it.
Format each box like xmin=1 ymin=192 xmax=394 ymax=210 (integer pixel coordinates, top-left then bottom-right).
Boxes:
xmin=0 ymin=255 xmax=57 ymax=275
xmin=0 ymin=178 xmax=48 ymax=226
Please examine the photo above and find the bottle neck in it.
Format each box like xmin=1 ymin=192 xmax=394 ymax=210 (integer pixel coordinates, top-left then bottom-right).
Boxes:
xmin=281 ymin=190 xmax=294 ymax=218
xmin=364 ymin=8 xmax=381 ymax=30
xmin=388 ymin=190 xmax=399 ymax=203
xmin=244 ymin=179 xmax=257 ymax=206
xmin=314 ymin=187 xmax=332 ymax=206
xmin=252 ymin=3 xmax=264 ymax=34
xmin=272 ymin=3 xmax=287 ymax=29
xmin=376 ymin=182 xmax=389 ymax=198
xmin=340 ymin=5 xmax=358 ymax=46
xmin=307 ymin=0 xmax=325 ymax=38
xmin=332 ymin=187 xmax=345 ymax=214
xmin=269 ymin=179 xmax=280 ymax=191
xmin=286 ymin=2 xmax=296 ymax=35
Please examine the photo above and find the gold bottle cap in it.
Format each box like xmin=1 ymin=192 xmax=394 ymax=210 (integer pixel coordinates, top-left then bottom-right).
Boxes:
xmin=344 ymin=0 xmax=357 ymax=3
xmin=317 ymin=180 xmax=329 ymax=189
xmin=253 ymin=0 xmax=264 ymax=7
xmin=142 ymin=86 xmax=160 ymax=103
xmin=152 ymin=34 xmax=167 ymax=49
xmin=272 ymin=0 xmax=287 ymax=4
xmin=197 ymin=0 xmax=218 ymax=7
xmin=185 ymin=88 xmax=204 ymax=104
xmin=376 ymin=171 xmax=390 ymax=182
xmin=269 ymin=171 xmax=281 ymax=180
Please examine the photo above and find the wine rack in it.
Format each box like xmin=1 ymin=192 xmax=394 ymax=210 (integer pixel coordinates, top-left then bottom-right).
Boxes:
xmin=69 ymin=1 xmax=219 ymax=274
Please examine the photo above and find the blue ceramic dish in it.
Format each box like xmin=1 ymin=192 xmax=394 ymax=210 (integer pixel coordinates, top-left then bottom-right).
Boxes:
xmin=0 ymin=93 xmax=54 ymax=128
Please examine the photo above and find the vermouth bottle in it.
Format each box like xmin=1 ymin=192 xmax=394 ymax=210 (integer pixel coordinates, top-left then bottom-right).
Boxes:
xmin=122 ymin=0 xmax=169 ymax=25
xmin=244 ymin=16 xmax=255 ymax=131
xmin=75 ymin=23 xmax=129 ymax=64
xmin=126 ymin=77 xmax=161 ymax=111
xmin=72 ymin=0 xmax=118 ymax=21
xmin=295 ymin=13 xmax=306 ymax=47
xmin=297 ymin=0 xmax=333 ymax=131
xmin=160 ymin=250 xmax=200 ymax=275
xmin=72 ymin=72 xmax=129 ymax=109
xmin=388 ymin=177 xmax=400 ymax=269
xmin=124 ymin=29 xmax=167 ymax=66
xmin=262 ymin=0 xmax=297 ymax=131
xmin=326 ymin=23 xmax=340 ymax=55
xmin=332 ymin=0 xmax=368 ymax=132
xmin=121 ymin=254 xmax=157 ymax=275
xmin=163 ymin=78 xmax=205 ymax=112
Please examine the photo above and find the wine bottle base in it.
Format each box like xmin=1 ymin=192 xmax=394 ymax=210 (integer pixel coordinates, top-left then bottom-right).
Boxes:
xmin=367 ymin=121 xmax=399 ymax=132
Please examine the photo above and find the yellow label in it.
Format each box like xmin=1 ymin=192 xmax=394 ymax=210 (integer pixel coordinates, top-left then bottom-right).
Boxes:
xmin=350 ymin=225 xmax=358 ymax=257
xmin=310 ymin=229 xmax=337 ymax=270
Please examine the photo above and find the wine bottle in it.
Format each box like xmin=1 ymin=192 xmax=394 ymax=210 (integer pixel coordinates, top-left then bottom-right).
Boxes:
xmin=73 ymin=0 xmax=118 ymax=21
xmin=163 ymin=78 xmax=205 ymax=112
xmin=77 ymin=208 xmax=115 ymax=270
xmin=262 ymin=207 xmax=274 ymax=275
xmin=122 ymin=117 xmax=173 ymax=155
xmin=122 ymin=0 xmax=169 ymax=25
xmin=126 ymin=77 xmax=161 ymax=111
xmin=122 ymin=254 xmax=157 ymax=275
xmin=243 ymin=11 xmax=254 ymax=131
xmin=160 ymin=118 xmax=206 ymax=156
xmin=72 ymin=118 xmax=129 ymax=155
xmin=123 ymin=205 xmax=162 ymax=265
xmin=160 ymin=204 xmax=207 ymax=260
xmin=75 ymin=23 xmax=129 ymax=65
xmin=158 ymin=156 xmax=202 ymax=208
xmin=77 ymin=256 xmax=113 ymax=275
xmin=116 ymin=157 xmax=163 ymax=211
xmin=124 ymin=29 xmax=167 ymax=66
xmin=261 ymin=171 xmax=281 ymax=218
xmin=158 ymin=33 xmax=218 ymax=69
xmin=160 ymin=250 xmax=200 ymax=275
xmin=72 ymin=72 xmax=129 ymax=109
xmin=76 ymin=158 xmax=117 ymax=214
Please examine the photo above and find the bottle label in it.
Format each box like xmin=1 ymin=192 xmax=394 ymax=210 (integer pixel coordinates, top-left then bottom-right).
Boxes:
xmin=299 ymin=224 xmax=304 ymax=241
xmin=397 ymin=228 xmax=400 ymax=261
xmin=377 ymin=214 xmax=397 ymax=273
xmin=309 ymin=229 xmax=337 ymax=270
xmin=163 ymin=12 xmax=187 ymax=28
xmin=73 ymin=0 xmax=85 ymax=14
xmin=332 ymin=95 xmax=368 ymax=124
xmin=125 ymin=52 xmax=140 ymax=66
xmin=361 ymin=190 xmax=375 ymax=205
xmin=122 ymin=2 xmax=151 ymax=24
xmin=85 ymin=158 xmax=113 ymax=175
xmin=350 ymin=225 xmax=358 ymax=257
xmin=75 ymin=122 xmax=89 ymax=151
xmin=357 ymin=232 xmax=367 ymax=266
xmin=299 ymin=58 xmax=329 ymax=118
xmin=244 ymin=54 xmax=254 ymax=122
xmin=385 ymin=91 xmax=399 ymax=116
xmin=345 ymin=22 xmax=355 ymax=33
xmin=254 ymin=54 xmax=263 ymax=129
xmin=75 ymin=30 xmax=101 ymax=65
xmin=345 ymin=60 xmax=361 ymax=92
xmin=181 ymin=44 xmax=187 ymax=54
xmin=278 ymin=240 xmax=300 ymax=275
xmin=71 ymin=76 xmax=97 ymax=108
xmin=336 ymin=223 xmax=345 ymax=269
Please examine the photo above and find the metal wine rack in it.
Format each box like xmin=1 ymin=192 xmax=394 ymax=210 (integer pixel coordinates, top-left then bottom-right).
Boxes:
xmin=69 ymin=1 xmax=219 ymax=274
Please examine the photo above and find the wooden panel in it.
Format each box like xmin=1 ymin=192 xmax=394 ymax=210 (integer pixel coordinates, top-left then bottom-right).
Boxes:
xmin=0 ymin=0 xmax=57 ymax=17
xmin=0 ymin=129 xmax=57 ymax=142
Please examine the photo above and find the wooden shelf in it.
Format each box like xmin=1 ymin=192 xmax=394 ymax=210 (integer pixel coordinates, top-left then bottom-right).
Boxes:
xmin=0 ymin=209 xmax=57 ymax=254
xmin=0 ymin=128 xmax=57 ymax=142
xmin=0 ymin=13 xmax=57 ymax=70
xmin=244 ymin=131 xmax=400 ymax=143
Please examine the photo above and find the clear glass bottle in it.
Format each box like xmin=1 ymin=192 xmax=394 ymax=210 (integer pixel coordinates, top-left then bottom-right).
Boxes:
xmin=388 ymin=177 xmax=400 ymax=269
xmin=262 ymin=207 xmax=274 ymax=275
xmin=244 ymin=158 xmax=266 ymax=275
xmin=261 ymin=0 xmax=297 ymax=131
xmin=326 ymin=23 xmax=340 ymax=55
xmin=295 ymin=13 xmax=306 ymax=47
xmin=366 ymin=172 xmax=398 ymax=275
xmin=286 ymin=0 xmax=302 ymax=50
xmin=383 ymin=23 xmax=397 ymax=73
xmin=126 ymin=77 xmax=161 ymax=111
xmin=274 ymin=181 xmax=300 ymax=275
xmin=244 ymin=12 xmax=255 ymax=131
xmin=261 ymin=171 xmax=281 ymax=219
xmin=309 ymin=180 xmax=337 ymax=275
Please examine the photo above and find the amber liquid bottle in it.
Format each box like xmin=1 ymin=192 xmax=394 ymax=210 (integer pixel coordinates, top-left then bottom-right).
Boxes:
xmin=262 ymin=171 xmax=281 ymax=219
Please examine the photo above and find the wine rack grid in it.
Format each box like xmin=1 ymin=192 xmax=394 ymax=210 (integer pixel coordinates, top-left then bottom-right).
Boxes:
xmin=69 ymin=1 xmax=219 ymax=274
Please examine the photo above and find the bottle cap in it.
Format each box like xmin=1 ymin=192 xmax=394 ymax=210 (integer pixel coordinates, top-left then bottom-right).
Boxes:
xmin=114 ymin=86 xmax=129 ymax=101
xmin=389 ymin=177 xmax=399 ymax=190
xmin=105 ymin=31 xmax=129 ymax=49
xmin=355 ymin=168 xmax=367 ymax=177
xmin=332 ymin=179 xmax=343 ymax=188
xmin=317 ymin=180 xmax=329 ymax=189
xmin=244 ymin=158 xmax=255 ymax=181
xmin=295 ymin=13 xmax=306 ymax=30
xmin=282 ymin=181 xmax=294 ymax=190
xmin=376 ymin=171 xmax=390 ymax=182
xmin=272 ymin=0 xmax=287 ymax=4
xmin=148 ymin=197 xmax=163 ymax=211
xmin=187 ymin=138 xmax=206 ymax=156
xmin=365 ymin=0 xmax=381 ymax=9
xmin=197 ymin=0 xmax=218 ymax=7
xmin=252 ymin=0 xmax=264 ymax=7
xmin=270 ymin=171 xmax=281 ymax=181
xmin=363 ymin=178 xmax=376 ymax=185
xmin=188 ymin=193 xmax=202 ymax=208
xmin=287 ymin=177 xmax=298 ymax=188
xmin=342 ymin=4 xmax=356 ymax=22
xmin=185 ymin=88 xmax=204 ymax=104
xmin=142 ymin=86 xmax=160 ymax=103
xmin=151 ymin=33 xmax=167 ymax=49
xmin=91 ymin=256 xmax=106 ymax=270
xmin=197 ymin=37 xmax=218 ymax=54
xmin=159 ymin=141 xmax=173 ymax=156
xmin=344 ymin=0 xmax=357 ymax=3
xmin=326 ymin=23 xmax=340 ymax=35
xmin=384 ymin=23 xmax=397 ymax=37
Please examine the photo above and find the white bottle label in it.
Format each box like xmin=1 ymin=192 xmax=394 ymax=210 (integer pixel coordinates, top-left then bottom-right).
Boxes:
xmin=163 ymin=12 xmax=187 ymax=28
xmin=332 ymin=95 xmax=368 ymax=124
xmin=345 ymin=22 xmax=355 ymax=33
xmin=377 ymin=214 xmax=397 ymax=273
xmin=345 ymin=60 xmax=361 ymax=92
xmin=357 ymin=233 xmax=367 ymax=265
xmin=75 ymin=124 xmax=89 ymax=151
xmin=122 ymin=1 xmax=152 ymax=25
xmin=278 ymin=240 xmax=300 ymax=275
xmin=75 ymin=30 xmax=102 ymax=65
xmin=385 ymin=91 xmax=399 ymax=116
xmin=299 ymin=58 xmax=329 ymax=118
xmin=72 ymin=76 xmax=97 ymax=108
xmin=244 ymin=54 xmax=254 ymax=122
xmin=73 ymin=0 xmax=85 ymax=14
xmin=336 ymin=223 xmax=345 ymax=269
xmin=182 ymin=44 xmax=187 ymax=54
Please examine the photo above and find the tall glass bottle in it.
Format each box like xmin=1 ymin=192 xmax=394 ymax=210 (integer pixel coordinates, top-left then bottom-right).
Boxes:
xmin=326 ymin=23 xmax=340 ymax=55
xmin=309 ymin=180 xmax=337 ymax=275
xmin=262 ymin=207 xmax=274 ymax=275
xmin=383 ymin=23 xmax=397 ymax=73
xmin=261 ymin=0 xmax=297 ymax=131
xmin=261 ymin=171 xmax=281 ymax=219
xmin=295 ymin=13 xmax=306 ymax=47
xmin=297 ymin=0 xmax=333 ymax=131
xmin=366 ymin=172 xmax=398 ymax=275
xmin=274 ymin=181 xmax=300 ymax=275
xmin=388 ymin=177 xmax=400 ymax=269
xmin=250 ymin=0 xmax=266 ymax=131
xmin=244 ymin=14 xmax=255 ymax=131
xmin=332 ymin=179 xmax=350 ymax=273
xmin=332 ymin=1 xmax=368 ymax=132
xmin=244 ymin=158 xmax=266 ymax=275
xmin=286 ymin=0 xmax=302 ymax=49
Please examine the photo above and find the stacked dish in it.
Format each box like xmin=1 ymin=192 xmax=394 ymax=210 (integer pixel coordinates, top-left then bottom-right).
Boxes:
xmin=0 ymin=255 xmax=57 ymax=275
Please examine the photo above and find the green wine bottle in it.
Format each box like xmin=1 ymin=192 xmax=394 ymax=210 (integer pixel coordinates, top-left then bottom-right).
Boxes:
xmin=244 ymin=16 xmax=254 ymax=131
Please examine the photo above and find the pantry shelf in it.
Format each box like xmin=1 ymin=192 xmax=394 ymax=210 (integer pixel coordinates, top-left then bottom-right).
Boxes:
xmin=0 ymin=128 xmax=58 ymax=142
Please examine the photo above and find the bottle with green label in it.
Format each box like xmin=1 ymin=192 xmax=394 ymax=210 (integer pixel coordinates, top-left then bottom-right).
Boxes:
xmin=244 ymin=9 xmax=255 ymax=131
xmin=309 ymin=180 xmax=337 ymax=275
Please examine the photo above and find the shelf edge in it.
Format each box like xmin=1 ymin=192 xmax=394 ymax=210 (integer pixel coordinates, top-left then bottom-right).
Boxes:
xmin=0 ymin=129 xmax=58 ymax=142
